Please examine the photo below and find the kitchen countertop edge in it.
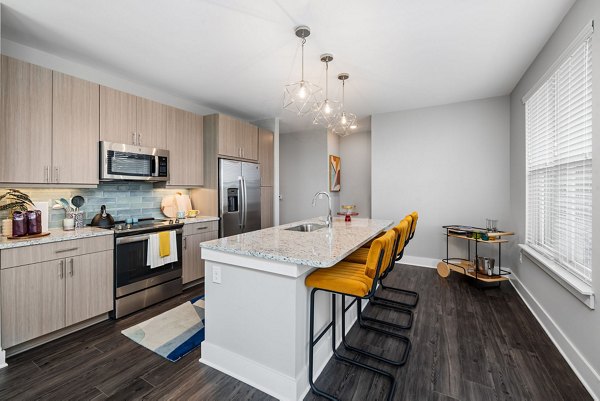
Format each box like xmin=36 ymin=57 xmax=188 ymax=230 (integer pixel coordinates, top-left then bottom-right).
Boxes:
xmin=0 ymin=227 xmax=114 ymax=250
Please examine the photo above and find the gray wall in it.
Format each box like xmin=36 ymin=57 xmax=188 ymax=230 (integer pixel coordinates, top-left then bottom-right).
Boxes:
xmin=508 ymin=0 xmax=600 ymax=396
xmin=340 ymin=131 xmax=371 ymax=218
xmin=371 ymin=96 xmax=510 ymax=265
xmin=327 ymin=130 xmax=341 ymax=214
xmin=279 ymin=129 xmax=329 ymax=224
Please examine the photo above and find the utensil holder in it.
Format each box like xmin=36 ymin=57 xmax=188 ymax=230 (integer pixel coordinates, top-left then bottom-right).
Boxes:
xmin=68 ymin=211 xmax=85 ymax=228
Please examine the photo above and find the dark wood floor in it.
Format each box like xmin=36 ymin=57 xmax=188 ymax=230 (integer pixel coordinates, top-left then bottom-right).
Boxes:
xmin=0 ymin=266 xmax=590 ymax=401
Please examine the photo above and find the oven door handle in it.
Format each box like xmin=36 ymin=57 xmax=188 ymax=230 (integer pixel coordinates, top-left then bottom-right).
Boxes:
xmin=115 ymin=229 xmax=183 ymax=245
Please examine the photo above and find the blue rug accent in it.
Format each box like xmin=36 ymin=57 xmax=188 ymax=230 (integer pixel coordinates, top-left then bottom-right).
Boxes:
xmin=121 ymin=295 xmax=205 ymax=362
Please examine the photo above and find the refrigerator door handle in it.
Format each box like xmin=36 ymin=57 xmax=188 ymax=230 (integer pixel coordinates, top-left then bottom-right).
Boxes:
xmin=242 ymin=176 xmax=248 ymax=230
xmin=238 ymin=176 xmax=244 ymax=229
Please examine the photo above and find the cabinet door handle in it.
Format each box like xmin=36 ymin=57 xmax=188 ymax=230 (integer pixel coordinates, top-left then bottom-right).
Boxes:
xmin=132 ymin=132 xmax=136 ymax=145
xmin=183 ymin=237 xmax=187 ymax=250
xmin=242 ymin=148 xmax=244 ymax=158
xmin=59 ymin=260 xmax=64 ymax=279
xmin=55 ymin=247 xmax=78 ymax=254
xmin=138 ymin=132 xmax=142 ymax=146
xmin=196 ymin=226 xmax=208 ymax=230
xmin=44 ymin=166 xmax=48 ymax=183
xmin=69 ymin=258 xmax=74 ymax=276
xmin=54 ymin=167 xmax=60 ymax=183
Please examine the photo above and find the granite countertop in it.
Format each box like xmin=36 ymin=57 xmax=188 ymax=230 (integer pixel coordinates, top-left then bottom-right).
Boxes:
xmin=180 ymin=216 xmax=219 ymax=224
xmin=201 ymin=217 xmax=393 ymax=267
xmin=0 ymin=227 xmax=113 ymax=250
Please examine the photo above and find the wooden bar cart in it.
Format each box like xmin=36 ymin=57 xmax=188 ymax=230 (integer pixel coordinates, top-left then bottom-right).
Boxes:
xmin=437 ymin=225 xmax=513 ymax=285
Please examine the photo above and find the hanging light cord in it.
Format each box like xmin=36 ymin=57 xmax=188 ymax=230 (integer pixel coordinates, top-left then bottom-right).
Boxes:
xmin=301 ymin=36 xmax=306 ymax=82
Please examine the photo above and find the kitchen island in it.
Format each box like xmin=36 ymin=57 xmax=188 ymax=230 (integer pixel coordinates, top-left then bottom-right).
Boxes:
xmin=199 ymin=217 xmax=393 ymax=401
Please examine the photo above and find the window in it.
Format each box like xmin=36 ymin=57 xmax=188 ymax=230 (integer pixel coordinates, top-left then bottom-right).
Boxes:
xmin=524 ymin=25 xmax=593 ymax=285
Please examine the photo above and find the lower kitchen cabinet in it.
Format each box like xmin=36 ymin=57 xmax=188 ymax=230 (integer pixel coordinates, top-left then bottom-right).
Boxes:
xmin=66 ymin=251 xmax=113 ymax=326
xmin=1 ymin=238 xmax=114 ymax=350
xmin=1 ymin=260 xmax=66 ymax=349
xmin=183 ymin=227 xmax=218 ymax=284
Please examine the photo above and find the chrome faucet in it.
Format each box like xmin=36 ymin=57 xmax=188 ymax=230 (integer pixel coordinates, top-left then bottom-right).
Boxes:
xmin=312 ymin=191 xmax=333 ymax=227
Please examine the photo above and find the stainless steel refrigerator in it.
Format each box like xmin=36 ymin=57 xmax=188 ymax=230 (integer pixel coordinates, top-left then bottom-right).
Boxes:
xmin=219 ymin=159 xmax=261 ymax=237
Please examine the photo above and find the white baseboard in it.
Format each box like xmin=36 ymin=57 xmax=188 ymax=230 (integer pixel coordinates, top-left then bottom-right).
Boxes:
xmin=510 ymin=274 xmax=599 ymax=400
xmin=399 ymin=255 xmax=438 ymax=269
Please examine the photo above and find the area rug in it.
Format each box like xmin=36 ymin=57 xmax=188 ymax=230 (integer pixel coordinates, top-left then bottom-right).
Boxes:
xmin=121 ymin=295 xmax=205 ymax=362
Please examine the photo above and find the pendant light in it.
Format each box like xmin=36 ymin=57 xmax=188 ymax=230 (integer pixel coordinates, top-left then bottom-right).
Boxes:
xmin=283 ymin=26 xmax=322 ymax=116
xmin=331 ymin=73 xmax=357 ymax=136
xmin=313 ymin=54 xmax=341 ymax=128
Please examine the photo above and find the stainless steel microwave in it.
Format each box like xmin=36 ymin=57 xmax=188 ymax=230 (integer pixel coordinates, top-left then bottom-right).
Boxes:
xmin=100 ymin=141 xmax=169 ymax=182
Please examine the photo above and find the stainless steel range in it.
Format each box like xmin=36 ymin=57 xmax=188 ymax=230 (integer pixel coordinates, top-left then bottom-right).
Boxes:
xmin=99 ymin=218 xmax=184 ymax=318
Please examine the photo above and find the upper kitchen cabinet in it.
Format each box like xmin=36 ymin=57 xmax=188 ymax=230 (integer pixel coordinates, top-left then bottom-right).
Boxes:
xmin=167 ymin=106 xmax=204 ymax=187
xmin=52 ymin=72 xmax=100 ymax=185
xmin=215 ymin=114 xmax=258 ymax=161
xmin=0 ymin=55 xmax=52 ymax=184
xmin=258 ymin=128 xmax=274 ymax=186
xmin=100 ymin=86 xmax=137 ymax=145
xmin=100 ymin=86 xmax=167 ymax=149
xmin=136 ymin=97 xmax=168 ymax=149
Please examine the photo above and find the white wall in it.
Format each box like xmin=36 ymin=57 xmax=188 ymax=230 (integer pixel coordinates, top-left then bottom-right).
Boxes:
xmin=340 ymin=131 xmax=371 ymax=218
xmin=279 ymin=128 xmax=329 ymax=224
xmin=371 ymin=96 xmax=511 ymax=266
xmin=508 ymin=0 xmax=600 ymax=397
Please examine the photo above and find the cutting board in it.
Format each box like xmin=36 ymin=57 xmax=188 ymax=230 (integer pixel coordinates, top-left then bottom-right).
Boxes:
xmin=161 ymin=193 xmax=192 ymax=218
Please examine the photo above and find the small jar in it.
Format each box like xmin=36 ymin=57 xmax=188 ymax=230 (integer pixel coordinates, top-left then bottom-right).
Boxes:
xmin=27 ymin=210 xmax=42 ymax=235
xmin=63 ymin=218 xmax=75 ymax=231
xmin=12 ymin=211 xmax=28 ymax=237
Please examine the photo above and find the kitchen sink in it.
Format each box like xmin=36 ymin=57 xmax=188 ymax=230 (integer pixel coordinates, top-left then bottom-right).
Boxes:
xmin=285 ymin=223 xmax=327 ymax=232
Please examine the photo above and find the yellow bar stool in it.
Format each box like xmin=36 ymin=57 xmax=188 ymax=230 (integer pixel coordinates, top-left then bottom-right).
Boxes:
xmin=345 ymin=219 xmax=414 ymax=330
xmin=305 ymin=230 xmax=409 ymax=401
xmin=356 ymin=212 xmax=420 ymax=308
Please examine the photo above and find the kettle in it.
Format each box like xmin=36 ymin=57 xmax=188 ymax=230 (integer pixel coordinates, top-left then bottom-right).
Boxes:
xmin=91 ymin=205 xmax=114 ymax=227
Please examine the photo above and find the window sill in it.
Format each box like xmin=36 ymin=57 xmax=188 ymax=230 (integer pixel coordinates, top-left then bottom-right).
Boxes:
xmin=518 ymin=244 xmax=595 ymax=309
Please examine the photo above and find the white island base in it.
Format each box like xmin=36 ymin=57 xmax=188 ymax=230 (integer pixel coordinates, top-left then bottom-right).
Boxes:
xmin=199 ymin=218 xmax=392 ymax=400
xmin=200 ymin=249 xmax=364 ymax=401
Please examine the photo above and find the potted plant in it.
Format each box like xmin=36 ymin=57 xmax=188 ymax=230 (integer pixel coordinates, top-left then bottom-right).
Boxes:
xmin=0 ymin=189 xmax=35 ymax=236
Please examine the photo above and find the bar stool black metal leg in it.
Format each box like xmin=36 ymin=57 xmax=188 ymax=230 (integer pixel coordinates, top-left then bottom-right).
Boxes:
xmin=339 ymin=296 xmax=411 ymax=367
xmin=308 ymin=289 xmax=338 ymax=401
xmin=364 ymin=289 xmax=414 ymax=330
xmin=373 ymin=278 xmax=419 ymax=308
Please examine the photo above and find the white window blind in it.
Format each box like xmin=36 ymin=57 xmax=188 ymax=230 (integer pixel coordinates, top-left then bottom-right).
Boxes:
xmin=525 ymin=26 xmax=593 ymax=284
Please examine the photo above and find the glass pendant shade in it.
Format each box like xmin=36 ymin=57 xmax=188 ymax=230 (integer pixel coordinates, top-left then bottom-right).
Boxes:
xmin=283 ymin=80 xmax=322 ymax=116
xmin=331 ymin=73 xmax=357 ymax=136
xmin=283 ymin=26 xmax=322 ymax=116
xmin=331 ymin=110 xmax=357 ymax=136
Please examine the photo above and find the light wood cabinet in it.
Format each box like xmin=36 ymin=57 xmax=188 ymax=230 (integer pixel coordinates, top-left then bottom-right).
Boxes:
xmin=167 ymin=107 xmax=204 ymax=187
xmin=261 ymin=186 xmax=274 ymax=229
xmin=100 ymin=86 xmax=137 ymax=145
xmin=137 ymin=97 xmax=168 ymax=149
xmin=0 ymin=237 xmax=114 ymax=349
xmin=1 ymin=259 xmax=66 ymax=348
xmin=216 ymin=114 xmax=258 ymax=160
xmin=0 ymin=55 xmax=52 ymax=184
xmin=52 ymin=72 xmax=100 ymax=185
xmin=100 ymin=86 xmax=168 ymax=149
xmin=259 ymin=128 xmax=274 ymax=186
xmin=65 ymin=251 xmax=113 ymax=326
xmin=183 ymin=229 xmax=218 ymax=284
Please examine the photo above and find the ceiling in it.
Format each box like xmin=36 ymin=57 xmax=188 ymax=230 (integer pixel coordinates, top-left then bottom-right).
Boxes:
xmin=1 ymin=0 xmax=575 ymax=133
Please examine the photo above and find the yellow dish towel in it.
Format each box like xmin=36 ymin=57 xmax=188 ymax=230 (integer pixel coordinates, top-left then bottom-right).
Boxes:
xmin=158 ymin=231 xmax=171 ymax=257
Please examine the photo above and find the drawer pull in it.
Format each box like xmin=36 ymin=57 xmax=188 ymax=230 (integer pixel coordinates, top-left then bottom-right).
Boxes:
xmin=55 ymin=247 xmax=78 ymax=253
xmin=196 ymin=227 xmax=208 ymax=230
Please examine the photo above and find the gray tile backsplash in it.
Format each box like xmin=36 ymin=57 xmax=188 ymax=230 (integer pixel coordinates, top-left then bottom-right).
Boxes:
xmin=1 ymin=183 xmax=190 ymax=229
